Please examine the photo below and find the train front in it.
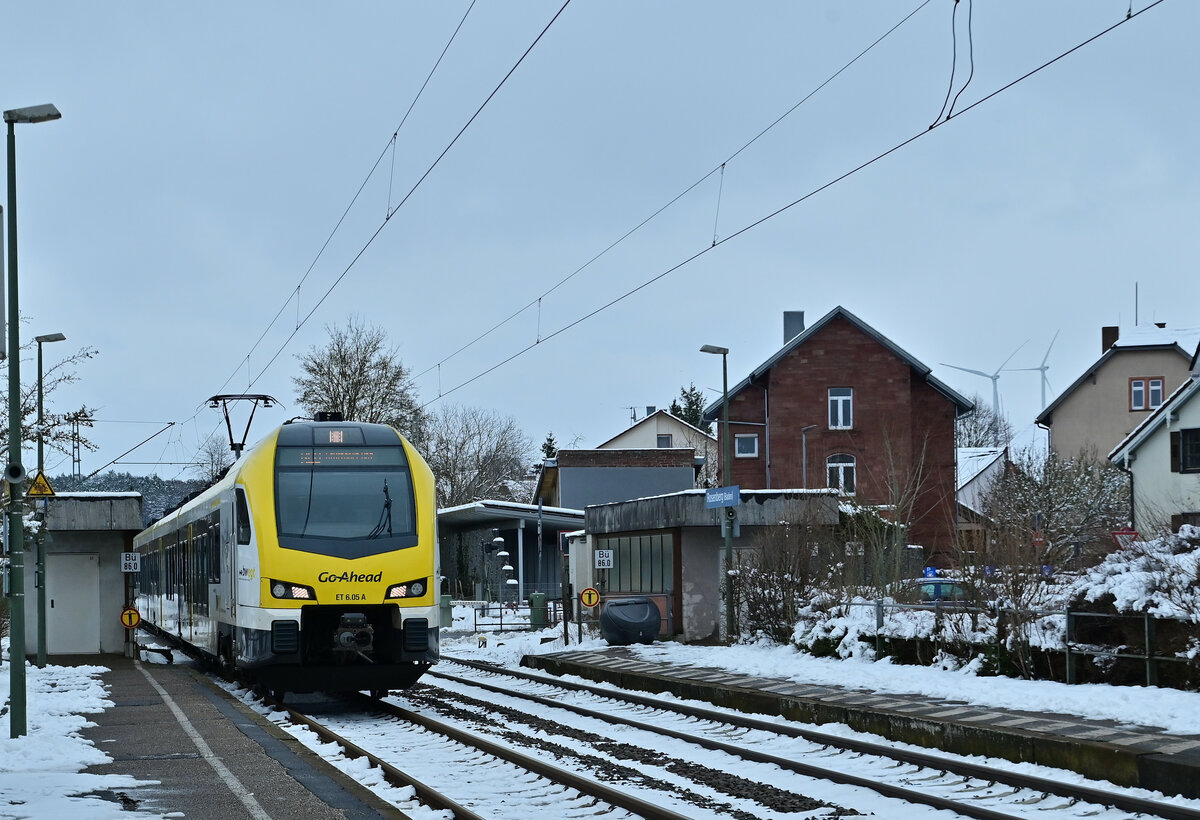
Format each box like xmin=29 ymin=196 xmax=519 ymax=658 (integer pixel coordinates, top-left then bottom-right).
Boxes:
xmin=247 ymin=419 xmax=440 ymax=694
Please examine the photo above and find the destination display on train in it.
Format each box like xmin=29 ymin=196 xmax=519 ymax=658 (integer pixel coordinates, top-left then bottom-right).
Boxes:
xmin=276 ymin=446 xmax=406 ymax=467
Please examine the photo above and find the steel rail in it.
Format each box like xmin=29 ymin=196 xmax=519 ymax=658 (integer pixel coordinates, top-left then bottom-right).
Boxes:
xmin=342 ymin=691 xmax=696 ymax=820
xmin=439 ymin=656 xmax=1200 ymax=820
xmin=280 ymin=704 xmax=486 ymax=820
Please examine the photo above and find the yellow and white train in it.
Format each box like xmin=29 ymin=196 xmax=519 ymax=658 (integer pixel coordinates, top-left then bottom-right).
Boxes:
xmin=134 ymin=418 xmax=439 ymax=696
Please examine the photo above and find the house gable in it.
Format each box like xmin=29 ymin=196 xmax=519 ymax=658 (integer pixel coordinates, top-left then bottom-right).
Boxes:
xmin=1037 ymin=328 xmax=1198 ymax=458
xmin=700 ymin=306 xmax=969 ymax=559
xmin=1110 ymin=376 xmax=1200 ymax=533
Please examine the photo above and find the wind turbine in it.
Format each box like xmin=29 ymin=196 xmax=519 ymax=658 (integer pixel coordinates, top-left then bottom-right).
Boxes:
xmin=1004 ymin=330 xmax=1059 ymax=410
xmin=940 ymin=340 xmax=1029 ymax=417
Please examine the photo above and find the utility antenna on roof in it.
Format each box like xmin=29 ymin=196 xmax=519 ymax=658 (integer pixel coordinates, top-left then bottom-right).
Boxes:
xmin=207 ymin=394 xmax=278 ymax=459
xmin=1004 ymin=330 xmax=1059 ymax=410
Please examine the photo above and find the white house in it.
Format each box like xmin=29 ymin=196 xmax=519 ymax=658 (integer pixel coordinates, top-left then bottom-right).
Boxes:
xmin=1109 ymin=363 xmax=1200 ymax=536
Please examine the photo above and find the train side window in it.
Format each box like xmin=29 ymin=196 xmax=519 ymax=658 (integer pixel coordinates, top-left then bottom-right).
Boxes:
xmin=235 ymin=489 xmax=252 ymax=545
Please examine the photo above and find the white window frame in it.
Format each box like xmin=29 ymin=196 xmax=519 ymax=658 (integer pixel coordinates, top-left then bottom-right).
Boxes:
xmin=828 ymin=387 xmax=853 ymax=430
xmin=827 ymin=453 xmax=856 ymax=494
xmin=1131 ymin=379 xmax=1146 ymax=410
xmin=1149 ymin=378 xmax=1164 ymax=409
xmin=734 ymin=433 xmax=759 ymax=458
xmin=1131 ymin=377 xmax=1164 ymax=411
xmin=656 ymin=433 xmax=673 ymax=448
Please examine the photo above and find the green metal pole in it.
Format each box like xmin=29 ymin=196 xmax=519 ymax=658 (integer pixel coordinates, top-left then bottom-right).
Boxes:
xmin=7 ymin=119 xmax=27 ymax=737
xmin=721 ymin=352 xmax=734 ymax=642
xmin=35 ymin=341 xmax=45 ymax=668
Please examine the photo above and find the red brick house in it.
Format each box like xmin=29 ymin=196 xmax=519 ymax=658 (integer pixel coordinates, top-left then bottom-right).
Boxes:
xmin=703 ymin=306 xmax=973 ymax=562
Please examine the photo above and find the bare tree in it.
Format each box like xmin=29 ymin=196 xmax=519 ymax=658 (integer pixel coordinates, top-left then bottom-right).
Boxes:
xmin=0 ymin=332 xmax=98 ymax=466
xmin=292 ymin=316 xmax=425 ymax=441
xmin=980 ymin=445 xmax=1129 ymax=572
xmin=955 ymin=393 xmax=1013 ymax=448
xmin=423 ymin=405 xmax=534 ymax=508
xmin=193 ymin=433 xmax=234 ymax=485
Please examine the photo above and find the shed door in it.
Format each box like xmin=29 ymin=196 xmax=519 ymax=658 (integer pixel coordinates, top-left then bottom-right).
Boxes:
xmin=47 ymin=553 xmax=101 ymax=654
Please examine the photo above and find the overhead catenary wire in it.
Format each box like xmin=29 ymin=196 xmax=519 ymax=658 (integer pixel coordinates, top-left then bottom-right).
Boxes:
xmin=418 ymin=0 xmax=1167 ymax=408
xmin=208 ymin=0 xmax=481 ymax=407
xmin=413 ymin=0 xmax=936 ymax=383
xmin=947 ymin=0 xmax=976 ymax=118
xmin=241 ymin=0 xmax=573 ymax=391
xmin=100 ymin=1 xmax=547 ymax=478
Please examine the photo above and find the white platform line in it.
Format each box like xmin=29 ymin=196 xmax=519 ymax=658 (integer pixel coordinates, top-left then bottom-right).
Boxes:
xmin=136 ymin=660 xmax=273 ymax=820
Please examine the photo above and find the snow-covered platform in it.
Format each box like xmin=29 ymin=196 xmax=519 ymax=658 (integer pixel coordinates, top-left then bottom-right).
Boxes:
xmin=524 ymin=647 xmax=1200 ymax=801
xmin=67 ymin=654 xmax=404 ymax=819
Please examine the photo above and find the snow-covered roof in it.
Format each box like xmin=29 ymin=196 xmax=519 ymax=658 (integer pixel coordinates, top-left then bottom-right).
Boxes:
xmin=596 ymin=408 xmax=715 ymax=448
xmin=1109 ymin=375 xmax=1200 ymax=463
xmin=1111 ymin=324 xmax=1200 ymax=354
xmin=1039 ymin=325 xmax=1200 ymax=425
xmin=956 ymin=447 xmax=1005 ymax=492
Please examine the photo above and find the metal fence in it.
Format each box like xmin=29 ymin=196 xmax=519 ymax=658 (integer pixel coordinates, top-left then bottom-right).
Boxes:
xmin=1063 ymin=609 xmax=1196 ymax=686
xmin=842 ymin=599 xmax=1197 ymax=687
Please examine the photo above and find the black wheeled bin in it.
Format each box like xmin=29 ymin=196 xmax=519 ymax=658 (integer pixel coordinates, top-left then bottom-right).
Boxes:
xmin=599 ymin=597 xmax=661 ymax=645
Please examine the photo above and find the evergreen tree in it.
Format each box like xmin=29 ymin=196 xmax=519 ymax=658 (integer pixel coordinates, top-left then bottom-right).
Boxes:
xmin=540 ymin=431 xmax=558 ymax=459
xmin=669 ymin=382 xmax=712 ymax=434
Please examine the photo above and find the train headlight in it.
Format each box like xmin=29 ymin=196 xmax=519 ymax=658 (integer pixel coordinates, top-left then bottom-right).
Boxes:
xmin=386 ymin=578 xmax=427 ymax=599
xmin=270 ymin=579 xmax=315 ymax=600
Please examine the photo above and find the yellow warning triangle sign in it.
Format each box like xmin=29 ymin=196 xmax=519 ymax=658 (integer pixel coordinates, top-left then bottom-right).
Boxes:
xmin=28 ymin=471 xmax=55 ymax=497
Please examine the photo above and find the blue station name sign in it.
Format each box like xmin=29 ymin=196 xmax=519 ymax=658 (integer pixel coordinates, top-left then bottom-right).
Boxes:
xmin=705 ymin=485 xmax=740 ymax=509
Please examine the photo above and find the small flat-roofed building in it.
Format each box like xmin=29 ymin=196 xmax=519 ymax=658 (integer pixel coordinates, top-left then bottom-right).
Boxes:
xmin=583 ymin=488 xmax=840 ymax=642
xmin=21 ymin=492 xmax=144 ymax=657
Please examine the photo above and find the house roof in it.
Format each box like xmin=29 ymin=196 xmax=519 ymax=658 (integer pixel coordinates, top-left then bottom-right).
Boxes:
xmin=956 ymin=447 xmax=1006 ymax=492
xmin=596 ymin=408 xmax=715 ymax=449
xmin=437 ymin=498 xmax=584 ymax=529
xmin=1108 ymin=375 xmax=1200 ymax=464
xmin=1037 ymin=325 xmax=1200 ymax=426
xmin=702 ymin=305 xmax=974 ymax=420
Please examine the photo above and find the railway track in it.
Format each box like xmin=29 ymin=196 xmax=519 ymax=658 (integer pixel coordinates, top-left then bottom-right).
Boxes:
xmin=250 ymin=656 xmax=1200 ymax=819
xmin=425 ymin=655 xmax=1200 ymax=820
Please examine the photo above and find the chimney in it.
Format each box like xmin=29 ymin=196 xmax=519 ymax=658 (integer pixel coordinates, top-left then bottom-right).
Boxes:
xmin=1101 ymin=326 xmax=1119 ymax=352
xmin=784 ymin=311 xmax=805 ymax=344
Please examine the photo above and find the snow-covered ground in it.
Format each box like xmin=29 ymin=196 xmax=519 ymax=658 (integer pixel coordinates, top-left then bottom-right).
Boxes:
xmin=3 ymin=601 xmax=1198 ymax=817
xmin=0 ymin=656 xmax=166 ymax=819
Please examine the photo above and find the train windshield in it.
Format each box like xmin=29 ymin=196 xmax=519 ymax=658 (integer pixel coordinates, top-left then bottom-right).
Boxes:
xmin=275 ymin=445 xmax=418 ymax=558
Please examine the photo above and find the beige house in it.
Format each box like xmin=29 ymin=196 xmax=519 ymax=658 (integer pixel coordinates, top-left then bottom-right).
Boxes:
xmin=1037 ymin=324 xmax=1200 ymax=459
xmin=596 ymin=409 xmax=717 ymax=487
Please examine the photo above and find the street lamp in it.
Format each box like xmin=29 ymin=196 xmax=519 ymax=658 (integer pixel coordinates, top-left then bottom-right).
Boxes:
xmin=5 ymin=102 xmax=62 ymax=738
xmin=700 ymin=343 xmax=735 ymax=642
xmin=34 ymin=332 xmax=66 ymax=668
xmin=800 ymin=424 xmax=817 ymax=489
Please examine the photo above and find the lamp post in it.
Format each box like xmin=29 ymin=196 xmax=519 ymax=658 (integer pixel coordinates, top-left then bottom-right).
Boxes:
xmin=801 ymin=424 xmax=817 ymax=489
xmin=34 ymin=332 xmax=65 ymax=668
xmin=700 ymin=343 xmax=734 ymax=642
xmin=5 ymin=102 xmax=62 ymax=738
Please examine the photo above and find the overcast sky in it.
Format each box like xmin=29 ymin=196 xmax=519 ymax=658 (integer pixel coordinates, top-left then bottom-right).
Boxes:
xmin=6 ymin=1 xmax=1197 ymax=480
